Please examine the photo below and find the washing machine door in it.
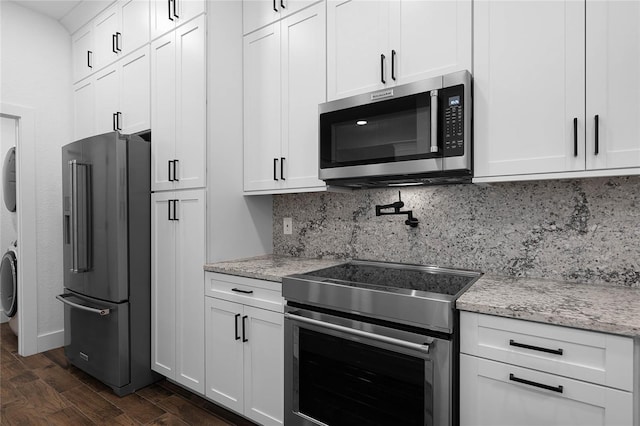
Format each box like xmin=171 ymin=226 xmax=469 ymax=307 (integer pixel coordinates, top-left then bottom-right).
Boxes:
xmin=0 ymin=250 xmax=17 ymax=317
xmin=3 ymin=147 xmax=16 ymax=213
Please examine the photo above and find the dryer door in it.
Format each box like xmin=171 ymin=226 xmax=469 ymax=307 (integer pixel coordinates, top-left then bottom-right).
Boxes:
xmin=0 ymin=250 xmax=17 ymax=317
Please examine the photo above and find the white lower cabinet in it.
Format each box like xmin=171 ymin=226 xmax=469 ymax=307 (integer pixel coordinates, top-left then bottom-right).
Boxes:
xmin=205 ymin=273 xmax=284 ymax=426
xmin=151 ymin=189 xmax=206 ymax=394
xmin=460 ymin=312 xmax=635 ymax=426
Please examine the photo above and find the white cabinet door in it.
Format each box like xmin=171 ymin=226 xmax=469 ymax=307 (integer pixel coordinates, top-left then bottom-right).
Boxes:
xmin=151 ymin=192 xmax=176 ymax=378
xmin=473 ymin=0 xmax=585 ymax=178
xmin=174 ymin=189 xmax=205 ymax=394
xmin=460 ymin=354 xmax=633 ymax=426
xmin=120 ymin=47 xmax=150 ymax=134
xmin=205 ymin=297 xmax=244 ymax=413
xmin=280 ymin=2 xmax=325 ymax=190
xmin=72 ymin=24 xmax=94 ymax=83
xmin=151 ymin=0 xmax=205 ymax=39
xmin=73 ymin=80 xmax=95 ymax=140
xmin=586 ymin=0 xmax=640 ymax=171
xmin=94 ymin=4 xmax=121 ymax=70
xmin=243 ymin=0 xmax=316 ymax=35
xmin=120 ymin=0 xmax=150 ymax=55
xmin=243 ymin=306 xmax=284 ymax=426
xmin=327 ymin=0 xmax=389 ymax=101
xmin=174 ymin=16 xmax=206 ymax=190
xmin=389 ymin=0 xmax=471 ymax=85
xmin=94 ymin=65 xmax=121 ymax=134
xmin=243 ymin=23 xmax=283 ymax=192
xmin=150 ymin=0 xmax=177 ymax=39
xmin=151 ymin=31 xmax=176 ymax=191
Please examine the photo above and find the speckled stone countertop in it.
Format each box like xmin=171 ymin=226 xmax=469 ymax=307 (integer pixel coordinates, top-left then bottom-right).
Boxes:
xmin=457 ymin=275 xmax=640 ymax=337
xmin=203 ymin=254 xmax=344 ymax=283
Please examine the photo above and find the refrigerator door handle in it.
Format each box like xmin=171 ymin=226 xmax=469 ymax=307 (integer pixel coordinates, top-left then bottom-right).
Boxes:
xmin=69 ymin=160 xmax=91 ymax=273
xmin=56 ymin=294 xmax=110 ymax=316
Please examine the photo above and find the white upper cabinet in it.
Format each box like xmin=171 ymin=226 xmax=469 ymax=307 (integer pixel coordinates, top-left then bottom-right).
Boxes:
xmin=90 ymin=0 xmax=151 ymax=74
xmin=72 ymin=24 xmax=94 ymax=83
xmin=151 ymin=15 xmax=206 ymax=191
xmin=243 ymin=2 xmax=326 ymax=194
xmin=150 ymin=0 xmax=206 ymax=40
xmin=242 ymin=0 xmax=318 ymax=35
xmin=585 ymin=0 xmax=640 ymax=171
xmin=93 ymin=46 xmax=151 ymax=136
xmin=474 ymin=0 xmax=640 ymax=182
xmin=73 ymin=80 xmax=95 ymax=140
xmin=327 ymin=0 xmax=472 ymax=101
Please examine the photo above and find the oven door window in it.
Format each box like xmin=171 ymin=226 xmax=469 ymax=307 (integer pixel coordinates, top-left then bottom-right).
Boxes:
xmin=296 ymin=327 xmax=432 ymax=426
xmin=320 ymin=93 xmax=436 ymax=168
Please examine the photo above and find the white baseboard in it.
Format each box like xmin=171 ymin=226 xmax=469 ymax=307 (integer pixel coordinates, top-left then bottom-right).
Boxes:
xmin=37 ymin=329 xmax=64 ymax=353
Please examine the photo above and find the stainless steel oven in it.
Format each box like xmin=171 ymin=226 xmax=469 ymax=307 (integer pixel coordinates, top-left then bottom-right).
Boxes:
xmin=283 ymin=260 xmax=481 ymax=426
xmin=318 ymin=71 xmax=472 ymax=188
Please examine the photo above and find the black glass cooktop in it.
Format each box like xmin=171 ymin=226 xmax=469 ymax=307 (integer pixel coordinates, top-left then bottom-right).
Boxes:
xmin=301 ymin=262 xmax=478 ymax=296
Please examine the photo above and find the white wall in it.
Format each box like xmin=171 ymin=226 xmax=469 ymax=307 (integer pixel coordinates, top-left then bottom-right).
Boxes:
xmin=207 ymin=1 xmax=273 ymax=262
xmin=0 ymin=1 xmax=71 ymax=350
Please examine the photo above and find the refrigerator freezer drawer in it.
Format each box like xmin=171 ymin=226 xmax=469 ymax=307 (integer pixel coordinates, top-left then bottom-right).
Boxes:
xmin=61 ymin=291 xmax=130 ymax=388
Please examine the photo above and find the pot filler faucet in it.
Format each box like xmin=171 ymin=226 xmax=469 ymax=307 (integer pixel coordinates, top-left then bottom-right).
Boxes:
xmin=375 ymin=191 xmax=419 ymax=227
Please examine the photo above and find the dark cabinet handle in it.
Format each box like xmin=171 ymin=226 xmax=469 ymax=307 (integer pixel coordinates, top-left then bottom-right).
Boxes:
xmin=173 ymin=0 xmax=179 ymax=18
xmin=594 ymin=114 xmax=599 ymax=155
xmin=115 ymin=32 xmax=122 ymax=52
xmin=234 ymin=313 xmax=241 ymax=340
xmin=280 ymin=0 xmax=285 ymax=8
xmin=232 ymin=288 xmax=254 ymax=294
xmin=116 ymin=112 xmax=122 ymax=130
xmin=168 ymin=160 xmax=173 ymax=182
xmin=242 ymin=315 xmax=248 ymax=342
xmin=173 ymin=199 xmax=178 ymax=220
xmin=87 ymin=51 xmax=93 ymax=68
xmin=280 ymin=157 xmax=285 ymax=180
xmin=168 ymin=0 xmax=174 ymax=21
xmin=273 ymin=0 xmax=278 ymax=12
xmin=391 ymin=50 xmax=396 ymax=81
xmin=573 ymin=117 xmax=578 ymax=157
xmin=113 ymin=113 xmax=118 ymax=131
xmin=112 ymin=34 xmax=117 ymax=53
xmin=509 ymin=339 xmax=563 ymax=355
xmin=167 ymin=199 xmax=172 ymax=220
xmin=273 ymin=158 xmax=279 ymax=181
xmin=380 ymin=54 xmax=386 ymax=84
xmin=172 ymin=159 xmax=179 ymax=181
xmin=509 ymin=373 xmax=563 ymax=393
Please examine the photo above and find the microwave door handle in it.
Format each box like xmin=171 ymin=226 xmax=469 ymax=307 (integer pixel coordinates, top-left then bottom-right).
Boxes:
xmin=430 ymin=90 xmax=439 ymax=153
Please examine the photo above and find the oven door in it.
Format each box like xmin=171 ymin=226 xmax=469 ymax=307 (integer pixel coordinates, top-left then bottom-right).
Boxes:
xmin=284 ymin=306 xmax=452 ymax=426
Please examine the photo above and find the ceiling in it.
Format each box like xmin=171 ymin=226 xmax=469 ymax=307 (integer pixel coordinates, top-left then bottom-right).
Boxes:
xmin=12 ymin=0 xmax=83 ymax=21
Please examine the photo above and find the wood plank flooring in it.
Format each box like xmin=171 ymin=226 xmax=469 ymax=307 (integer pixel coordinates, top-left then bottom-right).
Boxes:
xmin=0 ymin=323 xmax=256 ymax=426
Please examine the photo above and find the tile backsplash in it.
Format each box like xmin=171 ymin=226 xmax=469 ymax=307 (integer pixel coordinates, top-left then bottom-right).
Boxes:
xmin=273 ymin=177 xmax=640 ymax=287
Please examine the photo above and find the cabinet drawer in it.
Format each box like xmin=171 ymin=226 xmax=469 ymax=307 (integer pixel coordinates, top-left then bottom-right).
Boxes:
xmin=205 ymin=272 xmax=283 ymax=312
xmin=460 ymin=354 xmax=633 ymax=426
xmin=460 ymin=312 xmax=634 ymax=391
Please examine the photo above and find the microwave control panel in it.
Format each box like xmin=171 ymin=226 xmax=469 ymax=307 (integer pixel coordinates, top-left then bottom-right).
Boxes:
xmin=440 ymin=84 xmax=465 ymax=157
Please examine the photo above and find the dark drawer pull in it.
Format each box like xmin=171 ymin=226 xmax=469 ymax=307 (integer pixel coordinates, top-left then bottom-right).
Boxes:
xmin=232 ymin=288 xmax=254 ymax=295
xmin=509 ymin=339 xmax=563 ymax=355
xmin=509 ymin=373 xmax=563 ymax=393
xmin=234 ymin=313 xmax=241 ymax=340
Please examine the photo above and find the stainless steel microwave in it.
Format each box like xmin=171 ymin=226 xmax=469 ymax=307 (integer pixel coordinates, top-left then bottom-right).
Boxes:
xmin=319 ymin=70 xmax=472 ymax=188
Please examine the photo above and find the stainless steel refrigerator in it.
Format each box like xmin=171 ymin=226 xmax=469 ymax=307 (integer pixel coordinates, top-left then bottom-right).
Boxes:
xmin=58 ymin=131 xmax=159 ymax=396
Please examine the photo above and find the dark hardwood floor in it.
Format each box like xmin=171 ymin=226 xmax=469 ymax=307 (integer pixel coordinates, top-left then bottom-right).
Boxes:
xmin=0 ymin=323 xmax=256 ymax=426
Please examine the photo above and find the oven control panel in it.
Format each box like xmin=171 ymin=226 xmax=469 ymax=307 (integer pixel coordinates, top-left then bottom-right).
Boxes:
xmin=441 ymin=84 xmax=465 ymax=157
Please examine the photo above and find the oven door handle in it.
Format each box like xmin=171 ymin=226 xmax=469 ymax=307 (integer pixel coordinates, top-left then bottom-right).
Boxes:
xmin=285 ymin=312 xmax=430 ymax=354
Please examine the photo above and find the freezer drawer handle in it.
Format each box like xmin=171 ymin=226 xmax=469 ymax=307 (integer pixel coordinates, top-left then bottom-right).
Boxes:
xmin=509 ymin=373 xmax=563 ymax=394
xmin=56 ymin=294 xmax=110 ymax=316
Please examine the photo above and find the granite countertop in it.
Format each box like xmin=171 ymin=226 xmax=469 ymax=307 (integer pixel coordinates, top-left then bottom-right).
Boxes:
xmin=205 ymin=255 xmax=640 ymax=338
xmin=204 ymin=254 xmax=344 ymax=282
xmin=457 ymin=275 xmax=640 ymax=338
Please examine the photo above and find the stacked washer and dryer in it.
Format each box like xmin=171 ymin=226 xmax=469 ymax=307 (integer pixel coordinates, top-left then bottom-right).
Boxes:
xmin=1 ymin=147 xmax=18 ymax=335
